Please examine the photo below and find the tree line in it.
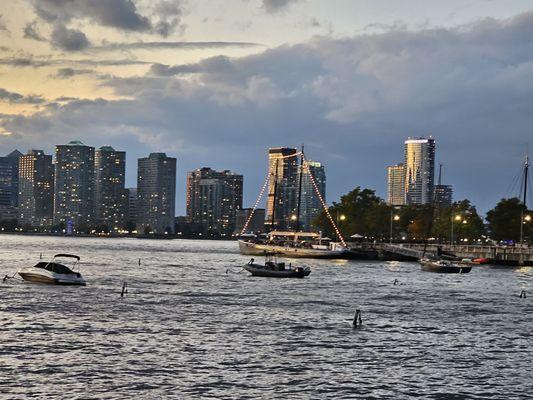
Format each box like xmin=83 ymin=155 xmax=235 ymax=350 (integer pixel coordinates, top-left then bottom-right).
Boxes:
xmin=313 ymin=187 xmax=532 ymax=244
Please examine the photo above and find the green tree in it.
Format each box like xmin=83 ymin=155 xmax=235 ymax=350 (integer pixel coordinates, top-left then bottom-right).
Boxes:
xmin=433 ymin=200 xmax=486 ymax=243
xmin=313 ymin=187 xmax=390 ymax=240
xmin=486 ymin=198 xmax=532 ymax=242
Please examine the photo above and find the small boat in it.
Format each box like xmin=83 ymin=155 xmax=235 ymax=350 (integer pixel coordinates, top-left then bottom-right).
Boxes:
xmin=243 ymin=254 xmax=311 ymax=278
xmin=18 ymin=254 xmax=86 ymax=285
xmin=420 ymin=258 xmax=472 ymax=274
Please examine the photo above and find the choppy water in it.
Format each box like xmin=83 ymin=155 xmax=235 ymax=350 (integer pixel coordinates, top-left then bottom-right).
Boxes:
xmin=0 ymin=235 xmax=531 ymax=399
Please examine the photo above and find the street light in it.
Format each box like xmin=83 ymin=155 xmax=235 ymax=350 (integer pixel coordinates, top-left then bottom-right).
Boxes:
xmin=521 ymin=214 xmax=531 ymax=245
xmin=450 ymin=214 xmax=463 ymax=245
xmin=389 ymin=212 xmax=400 ymax=243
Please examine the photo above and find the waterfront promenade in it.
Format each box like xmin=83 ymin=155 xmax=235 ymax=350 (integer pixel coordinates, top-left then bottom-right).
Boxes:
xmin=349 ymin=242 xmax=533 ymax=265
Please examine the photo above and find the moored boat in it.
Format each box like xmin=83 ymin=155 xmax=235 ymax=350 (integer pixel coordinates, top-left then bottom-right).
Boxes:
xmin=243 ymin=255 xmax=311 ymax=278
xmin=18 ymin=254 xmax=86 ymax=286
xmin=420 ymin=258 xmax=472 ymax=274
xmin=239 ymin=231 xmax=351 ymax=259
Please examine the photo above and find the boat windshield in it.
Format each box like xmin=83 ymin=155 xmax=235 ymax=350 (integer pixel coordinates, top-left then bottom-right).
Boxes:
xmin=34 ymin=262 xmax=76 ymax=275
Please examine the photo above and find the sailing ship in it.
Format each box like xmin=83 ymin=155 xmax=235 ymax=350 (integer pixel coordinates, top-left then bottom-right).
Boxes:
xmin=238 ymin=147 xmax=351 ymax=259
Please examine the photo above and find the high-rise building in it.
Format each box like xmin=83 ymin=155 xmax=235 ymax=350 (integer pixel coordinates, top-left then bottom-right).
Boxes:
xmin=53 ymin=141 xmax=95 ymax=231
xmin=95 ymin=146 xmax=127 ymax=231
xmin=186 ymin=167 xmax=243 ymax=235
xmin=0 ymin=150 xmax=22 ymax=221
xmin=137 ymin=153 xmax=176 ymax=234
xmin=265 ymin=147 xmax=298 ymax=230
xmin=18 ymin=150 xmax=54 ymax=227
xmin=234 ymin=208 xmax=265 ymax=235
xmin=404 ymin=137 xmax=435 ymax=205
xmin=126 ymin=187 xmax=137 ymax=230
xmin=434 ymin=185 xmax=453 ymax=208
xmin=299 ymin=160 xmax=326 ymax=232
xmin=387 ymin=163 xmax=406 ymax=206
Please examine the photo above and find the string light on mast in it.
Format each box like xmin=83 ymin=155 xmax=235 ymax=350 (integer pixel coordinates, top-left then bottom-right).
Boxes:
xmin=239 ymin=172 xmax=270 ymax=235
xmin=302 ymin=155 xmax=347 ymax=247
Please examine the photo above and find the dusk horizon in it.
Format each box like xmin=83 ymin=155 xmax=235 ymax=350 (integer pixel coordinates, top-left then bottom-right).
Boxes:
xmin=1 ymin=1 xmax=533 ymax=215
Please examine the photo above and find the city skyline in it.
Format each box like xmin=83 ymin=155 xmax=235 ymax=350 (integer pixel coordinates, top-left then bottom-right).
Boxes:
xmin=2 ymin=2 xmax=533 ymax=213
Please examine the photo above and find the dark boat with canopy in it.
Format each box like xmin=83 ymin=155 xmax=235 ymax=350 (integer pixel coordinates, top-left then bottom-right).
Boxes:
xmin=243 ymin=254 xmax=311 ymax=278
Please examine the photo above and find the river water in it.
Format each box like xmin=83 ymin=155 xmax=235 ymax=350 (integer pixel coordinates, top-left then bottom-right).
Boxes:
xmin=0 ymin=235 xmax=531 ymax=399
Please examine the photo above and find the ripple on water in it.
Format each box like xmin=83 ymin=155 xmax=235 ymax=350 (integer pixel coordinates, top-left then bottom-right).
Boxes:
xmin=0 ymin=235 xmax=531 ymax=399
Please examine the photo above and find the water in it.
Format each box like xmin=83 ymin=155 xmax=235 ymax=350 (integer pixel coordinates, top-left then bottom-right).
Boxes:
xmin=0 ymin=235 xmax=531 ymax=399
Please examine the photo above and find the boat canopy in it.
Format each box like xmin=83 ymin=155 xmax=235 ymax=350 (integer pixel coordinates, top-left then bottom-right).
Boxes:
xmin=54 ymin=254 xmax=80 ymax=261
xmin=268 ymin=231 xmax=321 ymax=240
xmin=34 ymin=262 xmax=76 ymax=275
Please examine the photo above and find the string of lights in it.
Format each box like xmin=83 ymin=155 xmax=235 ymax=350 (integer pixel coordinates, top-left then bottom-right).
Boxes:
xmin=302 ymin=155 xmax=347 ymax=247
xmin=239 ymin=172 xmax=270 ymax=235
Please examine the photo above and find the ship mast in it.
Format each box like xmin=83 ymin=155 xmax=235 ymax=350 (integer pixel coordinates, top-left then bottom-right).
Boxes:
xmin=295 ymin=145 xmax=304 ymax=232
xmin=270 ymin=158 xmax=279 ymax=231
xmin=519 ymin=155 xmax=529 ymax=244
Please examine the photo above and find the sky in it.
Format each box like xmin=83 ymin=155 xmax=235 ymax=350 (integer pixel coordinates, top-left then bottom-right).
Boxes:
xmin=1 ymin=0 xmax=532 ymax=215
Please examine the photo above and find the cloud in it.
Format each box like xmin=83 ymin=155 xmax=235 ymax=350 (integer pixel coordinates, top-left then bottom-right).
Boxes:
xmin=3 ymin=11 xmax=533 ymax=212
xmin=94 ymin=41 xmax=262 ymax=51
xmin=0 ymin=56 xmax=152 ymax=68
xmin=32 ymin=0 xmax=151 ymax=32
xmin=23 ymin=21 xmax=47 ymax=41
xmin=151 ymin=0 xmax=186 ymax=37
xmin=50 ymin=23 xmax=90 ymax=51
xmin=0 ymin=88 xmax=45 ymax=104
xmin=0 ymin=13 xmax=7 ymax=31
xmin=53 ymin=67 xmax=93 ymax=79
xmin=262 ymin=0 xmax=302 ymax=13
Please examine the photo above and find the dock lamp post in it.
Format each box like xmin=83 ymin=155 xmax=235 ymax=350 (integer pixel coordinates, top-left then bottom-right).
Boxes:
xmin=389 ymin=213 xmax=400 ymax=243
xmin=450 ymin=214 xmax=463 ymax=245
xmin=521 ymin=214 xmax=531 ymax=245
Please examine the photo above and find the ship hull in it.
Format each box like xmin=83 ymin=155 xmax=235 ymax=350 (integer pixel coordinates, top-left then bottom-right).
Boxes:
xmin=419 ymin=260 xmax=472 ymax=274
xmin=238 ymin=240 xmax=350 ymax=259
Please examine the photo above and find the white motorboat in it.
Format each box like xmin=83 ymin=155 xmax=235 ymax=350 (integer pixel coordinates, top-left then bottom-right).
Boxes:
xmin=18 ymin=254 xmax=86 ymax=286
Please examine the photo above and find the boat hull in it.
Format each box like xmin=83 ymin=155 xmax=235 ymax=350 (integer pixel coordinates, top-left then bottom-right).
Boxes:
xmin=18 ymin=268 xmax=86 ymax=286
xmin=238 ymin=240 xmax=350 ymax=259
xmin=420 ymin=261 xmax=472 ymax=274
xmin=243 ymin=264 xmax=311 ymax=278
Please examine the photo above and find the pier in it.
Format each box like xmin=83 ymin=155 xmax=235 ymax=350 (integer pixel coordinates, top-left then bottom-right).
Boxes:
xmin=348 ymin=242 xmax=533 ymax=266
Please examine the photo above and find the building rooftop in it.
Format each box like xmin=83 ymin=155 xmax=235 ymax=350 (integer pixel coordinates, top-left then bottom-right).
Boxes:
xmin=99 ymin=146 xmax=116 ymax=152
xmin=66 ymin=140 xmax=87 ymax=146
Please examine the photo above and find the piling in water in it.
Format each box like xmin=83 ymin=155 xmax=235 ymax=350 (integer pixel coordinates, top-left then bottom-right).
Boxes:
xmin=121 ymin=282 xmax=128 ymax=297
xmin=353 ymin=309 xmax=362 ymax=327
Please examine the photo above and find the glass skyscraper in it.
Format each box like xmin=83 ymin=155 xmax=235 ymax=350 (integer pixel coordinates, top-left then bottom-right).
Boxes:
xmin=18 ymin=150 xmax=54 ymax=228
xmin=404 ymin=137 xmax=435 ymax=205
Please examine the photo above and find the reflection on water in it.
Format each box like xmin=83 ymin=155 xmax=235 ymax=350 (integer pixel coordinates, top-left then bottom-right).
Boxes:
xmin=0 ymin=235 xmax=531 ymax=399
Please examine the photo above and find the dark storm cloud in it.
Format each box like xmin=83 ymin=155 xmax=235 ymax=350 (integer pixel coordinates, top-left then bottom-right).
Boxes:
xmin=23 ymin=21 xmax=47 ymax=41
xmin=3 ymin=12 xmax=533 ymax=212
xmin=0 ymin=88 xmax=45 ymax=104
xmin=262 ymin=0 xmax=302 ymax=13
xmin=32 ymin=0 xmax=151 ymax=32
xmin=30 ymin=0 xmax=187 ymax=37
xmin=50 ymin=23 xmax=90 ymax=51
